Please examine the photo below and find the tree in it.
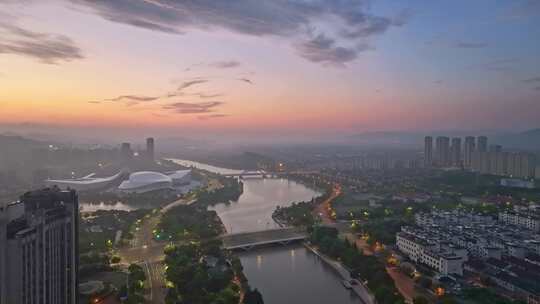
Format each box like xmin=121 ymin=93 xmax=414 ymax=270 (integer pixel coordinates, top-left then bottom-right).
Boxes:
xmin=413 ymin=296 xmax=429 ymax=304
xmin=437 ymin=296 xmax=458 ymax=304
xmin=212 ymin=287 xmax=240 ymax=304
xmin=128 ymin=264 xmax=146 ymax=283
xmin=110 ymin=256 xmax=121 ymax=264
xmin=243 ymin=288 xmax=264 ymax=304
xmin=373 ymin=285 xmax=403 ymax=304
xmin=417 ymin=276 xmax=432 ymax=289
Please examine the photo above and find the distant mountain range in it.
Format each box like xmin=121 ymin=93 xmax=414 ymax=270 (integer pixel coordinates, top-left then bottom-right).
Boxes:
xmin=0 ymin=134 xmax=47 ymax=150
xmin=493 ymin=129 xmax=540 ymax=150
xmin=348 ymin=129 xmax=540 ymax=150
xmin=2 ymin=128 xmax=539 ymax=153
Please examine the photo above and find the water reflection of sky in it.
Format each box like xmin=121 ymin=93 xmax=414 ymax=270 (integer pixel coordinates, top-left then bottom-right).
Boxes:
xmin=211 ymin=179 xmax=320 ymax=233
xmin=168 ymin=159 xmax=243 ymax=175
xmin=80 ymin=201 xmax=135 ymax=212
xmin=149 ymin=160 xmax=354 ymax=303
xmin=169 ymin=159 xmax=321 ymax=233
xmin=240 ymin=245 xmax=361 ymax=304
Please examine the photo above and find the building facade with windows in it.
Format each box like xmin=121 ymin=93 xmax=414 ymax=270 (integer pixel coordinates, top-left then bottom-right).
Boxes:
xmin=0 ymin=188 xmax=79 ymax=304
xmin=499 ymin=211 xmax=540 ymax=232
xmin=396 ymin=231 xmax=464 ymax=275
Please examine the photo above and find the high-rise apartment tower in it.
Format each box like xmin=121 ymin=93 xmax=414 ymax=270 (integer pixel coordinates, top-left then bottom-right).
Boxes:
xmin=0 ymin=188 xmax=79 ymax=304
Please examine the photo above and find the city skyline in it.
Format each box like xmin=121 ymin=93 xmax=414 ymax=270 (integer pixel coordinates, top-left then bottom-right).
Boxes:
xmin=1 ymin=0 xmax=540 ymax=140
xmin=1 ymin=0 xmax=540 ymax=299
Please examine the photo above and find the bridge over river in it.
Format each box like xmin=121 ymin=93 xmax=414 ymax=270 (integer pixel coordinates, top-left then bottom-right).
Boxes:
xmin=222 ymin=170 xmax=320 ymax=178
xmin=220 ymin=227 xmax=308 ymax=250
xmin=222 ymin=170 xmax=270 ymax=177
xmin=119 ymin=228 xmax=309 ymax=263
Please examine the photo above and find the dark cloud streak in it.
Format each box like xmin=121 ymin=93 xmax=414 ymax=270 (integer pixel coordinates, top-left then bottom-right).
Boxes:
xmin=198 ymin=114 xmax=229 ymax=120
xmin=295 ymin=34 xmax=357 ymax=66
xmin=106 ymin=95 xmax=160 ymax=102
xmin=196 ymin=93 xmax=223 ymax=98
xmin=209 ymin=61 xmax=241 ymax=69
xmin=89 ymin=94 xmax=160 ymax=106
xmin=0 ymin=20 xmax=83 ymax=64
xmin=163 ymin=101 xmax=224 ymax=114
xmin=71 ymin=0 xmax=408 ymax=66
xmin=177 ymin=79 xmax=208 ymax=91
xmin=237 ymin=78 xmax=253 ymax=85
xmin=89 ymin=80 xmax=224 ymax=107
xmin=340 ymin=16 xmax=391 ymax=39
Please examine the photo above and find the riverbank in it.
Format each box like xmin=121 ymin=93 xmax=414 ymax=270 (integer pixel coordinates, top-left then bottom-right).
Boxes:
xmin=156 ymin=196 xmax=258 ymax=303
xmin=166 ymin=159 xmax=365 ymax=303
xmin=303 ymin=242 xmax=376 ymax=304
xmin=272 ymin=176 xmax=333 ymax=228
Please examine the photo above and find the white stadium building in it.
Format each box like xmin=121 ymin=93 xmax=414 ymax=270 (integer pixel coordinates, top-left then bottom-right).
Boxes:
xmin=118 ymin=171 xmax=174 ymax=193
xmin=118 ymin=170 xmax=192 ymax=193
xmin=46 ymin=170 xmax=192 ymax=194
xmin=45 ymin=172 xmax=125 ymax=192
xmin=167 ymin=170 xmax=192 ymax=186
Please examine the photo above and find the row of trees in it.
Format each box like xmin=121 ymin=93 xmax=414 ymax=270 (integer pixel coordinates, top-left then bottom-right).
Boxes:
xmin=273 ymin=201 xmax=315 ymax=227
xmin=310 ymin=226 xmax=405 ymax=304
xmin=271 ymin=173 xmax=333 ymax=228
xmin=160 ymin=204 xmax=264 ymax=304
xmin=195 ymin=176 xmax=244 ymax=207
xmin=163 ymin=239 xmax=265 ymax=304
xmin=117 ymin=264 xmax=147 ymax=304
xmin=158 ymin=205 xmax=223 ymax=240
xmin=79 ymin=209 xmax=151 ymax=253
xmin=164 ymin=241 xmax=240 ymax=304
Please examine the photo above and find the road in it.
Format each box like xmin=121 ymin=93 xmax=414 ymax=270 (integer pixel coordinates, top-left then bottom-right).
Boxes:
xmin=345 ymin=234 xmax=374 ymax=256
xmin=386 ymin=266 xmax=416 ymax=303
xmin=117 ymin=196 xmax=195 ymax=304
xmin=344 ymin=232 xmax=417 ymax=303
xmin=144 ymin=261 xmax=167 ymax=304
xmin=313 ymin=183 xmax=341 ymax=225
xmin=160 ymin=198 xmax=196 ymax=214
xmin=322 ymin=186 xmax=416 ymax=303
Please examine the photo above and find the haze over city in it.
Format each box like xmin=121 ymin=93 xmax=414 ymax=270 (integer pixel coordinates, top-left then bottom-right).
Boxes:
xmin=2 ymin=2 xmax=540 ymax=304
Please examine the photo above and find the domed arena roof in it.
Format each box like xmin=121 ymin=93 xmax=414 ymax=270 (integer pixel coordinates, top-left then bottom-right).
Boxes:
xmin=167 ymin=170 xmax=191 ymax=180
xmin=118 ymin=171 xmax=173 ymax=191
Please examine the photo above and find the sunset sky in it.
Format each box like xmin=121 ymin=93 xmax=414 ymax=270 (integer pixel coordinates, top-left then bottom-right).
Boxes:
xmin=1 ymin=0 xmax=540 ymax=140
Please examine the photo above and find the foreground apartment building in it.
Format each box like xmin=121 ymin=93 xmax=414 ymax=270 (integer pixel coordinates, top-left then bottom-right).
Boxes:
xmin=397 ymin=209 xmax=540 ymax=303
xmin=396 ymin=231 xmax=465 ymax=275
xmin=0 ymin=188 xmax=79 ymax=304
xmin=499 ymin=210 xmax=540 ymax=232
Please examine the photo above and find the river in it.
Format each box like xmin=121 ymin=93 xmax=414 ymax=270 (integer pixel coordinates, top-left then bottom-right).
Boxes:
xmin=80 ymin=201 xmax=135 ymax=212
xmin=170 ymin=159 xmax=362 ymax=304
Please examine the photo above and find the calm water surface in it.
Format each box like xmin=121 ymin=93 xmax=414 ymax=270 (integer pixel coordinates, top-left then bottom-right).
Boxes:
xmin=80 ymin=201 xmax=135 ymax=212
xmin=170 ymin=158 xmax=321 ymax=233
xmin=242 ymin=244 xmax=361 ymax=304
xmin=212 ymin=178 xmax=320 ymax=233
xmin=171 ymin=159 xmax=361 ymax=304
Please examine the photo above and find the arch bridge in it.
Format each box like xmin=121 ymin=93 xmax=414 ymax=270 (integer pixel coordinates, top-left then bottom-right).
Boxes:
xmin=222 ymin=170 xmax=269 ymax=177
xmin=220 ymin=227 xmax=307 ymax=251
